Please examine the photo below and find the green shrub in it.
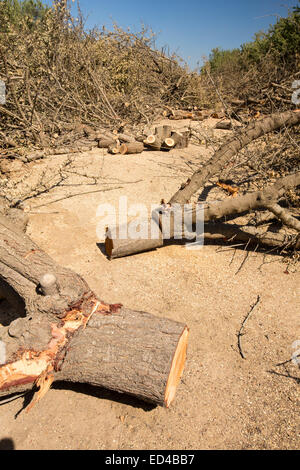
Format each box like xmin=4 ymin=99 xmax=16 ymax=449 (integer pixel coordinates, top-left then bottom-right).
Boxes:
xmin=207 ymin=6 xmax=300 ymax=74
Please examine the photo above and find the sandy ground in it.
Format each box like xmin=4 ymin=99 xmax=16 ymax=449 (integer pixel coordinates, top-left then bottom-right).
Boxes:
xmin=0 ymin=119 xmax=299 ymax=450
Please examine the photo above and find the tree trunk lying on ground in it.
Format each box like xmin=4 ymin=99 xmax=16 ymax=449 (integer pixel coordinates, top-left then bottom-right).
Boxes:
xmin=107 ymin=142 xmax=121 ymax=154
xmin=119 ymin=142 xmax=145 ymax=155
xmin=0 ymin=213 xmax=188 ymax=410
xmin=98 ymin=138 xmax=117 ymax=148
xmin=169 ymin=110 xmax=300 ymax=205
xmin=143 ymin=134 xmax=162 ymax=150
xmin=161 ymin=131 xmax=190 ymax=150
xmin=105 ymin=111 xmax=300 ymax=259
xmin=197 ymin=172 xmax=300 ymax=224
xmin=105 ymin=172 xmax=300 ymax=259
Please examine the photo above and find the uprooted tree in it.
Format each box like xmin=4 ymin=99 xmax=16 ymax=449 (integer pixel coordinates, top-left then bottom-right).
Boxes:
xmin=105 ymin=110 xmax=300 ymax=259
xmin=0 ymin=208 xmax=189 ymax=411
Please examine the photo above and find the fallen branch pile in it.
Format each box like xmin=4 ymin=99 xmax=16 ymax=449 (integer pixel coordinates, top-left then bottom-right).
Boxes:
xmin=0 ymin=2 xmax=207 ymax=152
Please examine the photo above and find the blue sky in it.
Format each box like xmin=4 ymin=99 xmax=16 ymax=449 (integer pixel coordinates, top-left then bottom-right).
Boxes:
xmin=46 ymin=0 xmax=299 ymax=69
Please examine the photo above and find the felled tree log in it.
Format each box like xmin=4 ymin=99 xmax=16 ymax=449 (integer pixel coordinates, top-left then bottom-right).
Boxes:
xmin=25 ymin=144 xmax=97 ymax=162
xmin=169 ymin=110 xmax=300 ymax=205
xmin=98 ymin=138 xmax=117 ymax=148
xmin=135 ymin=134 xmax=147 ymax=143
xmin=170 ymin=130 xmax=190 ymax=149
xmin=143 ymin=134 xmax=162 ymax=150
xmin=169 ymin=110 xmax=194 ymax=120
xmin=162 ymin=138 xmax=176 ymax=149
xmin=0 ymin=215 xmax=189 ymax=408
xmin=215 ymin=121 xmax=235 ymax=130
xmin=117 ymin=133 xmax=136 ymax=144
xmin=155 ymin=125 xmax=172 ymax=142
xmin=107 ymin=142 xmax=121 ymax=154
xmin=203 ymin=221 xmax=300 ymax=248
xmin=197 ymin=172 xmax=300 ymax=222
xmin=265 ymin=203 xmax=300 ymax=232
xmin=104 ymin=172 xmax=300 ymax=258
xmin=97 ymin=134 xmax=137 ymax=150
xmin=169 ymin=109 xmax=222 ymax=121
xmin=161 ymin=131 xmax=190 ymax=150
xmin=119 ymin=142 xmax=145 ymax=155
xmin=162 ymin=172 xmax=300 ymax=237
xmin=105 ymin=215 xmax=164 ymax=259
xmin=144 ymin=126 xmax=189 ymax=151
xmin=54 ymin=308 xmax=188 ymax=408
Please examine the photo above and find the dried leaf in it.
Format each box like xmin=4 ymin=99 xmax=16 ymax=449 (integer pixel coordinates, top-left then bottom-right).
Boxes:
xmin=216 ymin=181 xmax=239 ymax=197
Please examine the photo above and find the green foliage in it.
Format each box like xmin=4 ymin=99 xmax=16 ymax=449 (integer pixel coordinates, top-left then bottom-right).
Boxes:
xmin=208 ymin=47 xmax=244 ymax=74
xmin=207 ymin=6 xmax=300 ymax=74
xmin=0 ymin=0 xmax=49 ymax=31
xmin=242 ymin=6 xmax=300 ymax=67
xmin=240 ymin=31 xmax=270 ymax=64
xmin=266 ymin=5 xmax=300 ymax=65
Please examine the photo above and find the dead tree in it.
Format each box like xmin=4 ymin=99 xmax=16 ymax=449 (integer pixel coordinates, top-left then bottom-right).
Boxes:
xmin=0 ymin=213 xmax=188 ymax=410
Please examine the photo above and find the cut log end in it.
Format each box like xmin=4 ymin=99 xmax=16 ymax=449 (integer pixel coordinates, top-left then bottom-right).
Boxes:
xmin=105 ymin=234 xmax=114 ymax=259
xmin=143 ymin=135 xmax=162 ymax=150
xmin=164 ymin=326 xmax=189 ymax=407
xmin=104 ymin=220 xmax=164 ymax=259
xmin=108 ymin=143 xmax=120 ymax=154
xmin=163 ymin=137 xmax=175 ymax=148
